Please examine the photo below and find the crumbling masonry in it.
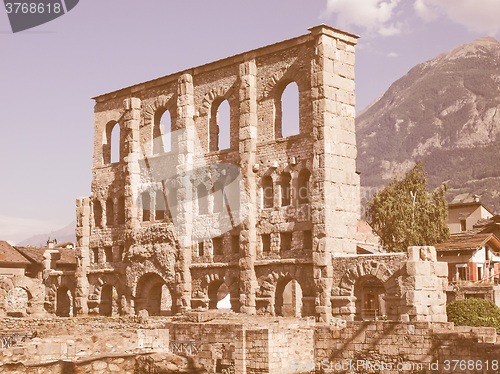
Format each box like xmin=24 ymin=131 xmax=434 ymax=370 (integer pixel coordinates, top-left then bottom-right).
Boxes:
xmin=73 ymin=25 xmax=447 ymax=323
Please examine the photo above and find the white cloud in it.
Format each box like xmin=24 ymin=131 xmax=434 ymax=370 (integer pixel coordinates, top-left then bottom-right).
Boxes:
xmin=414 ymin=0 xmax=500 ymax=36
xmin=0 ymin=215 xmax=63 ymax=245
xmin=387 ymin=52 xmax=399 ymax=57
xmin=324 ymin=0 xmax=402 ymax=36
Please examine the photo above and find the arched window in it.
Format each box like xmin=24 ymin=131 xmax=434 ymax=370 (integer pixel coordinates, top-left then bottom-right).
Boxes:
xmin=165 ymin=188 xmax=175 ymax=219
xmin=103 ymin=121 xmax=121 ymax=164
xmin=93 ymin=200 xmax=102 ymax=228
xmin=106 ymin=198 xmax=114 ymax=227
xmin=141 ymin=191 xmax=151 ymax=222
xmin=110 ymin=124 xmax=120 ymax=163
xmin=117 ymin=196 xmax=125 ymax=225
xmin=298 ymin=169 xmax=310 ymax=204
xmin=262 ymin=176 xmax=274 ymax=209
xmin=213 ymin=182 xmax=225 ymax=213
xmin=277 ymin=82 xmax=300 ymax=138
xmin=280 ymin=172 xmax=291 ymax=206
xmin=155 ymin=189 xmax=165 ymax=220
xmin=210 ymin=99 xmax=231 ymax=152
xmin=154 ymin=109 xmax=172 ymax=154
xmin=197 ymin=184 xmax=209 ymax=215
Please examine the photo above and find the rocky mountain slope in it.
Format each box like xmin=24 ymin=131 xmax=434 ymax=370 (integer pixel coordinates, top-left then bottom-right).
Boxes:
xmin=356 ymin=37 xmax=500 ymax=213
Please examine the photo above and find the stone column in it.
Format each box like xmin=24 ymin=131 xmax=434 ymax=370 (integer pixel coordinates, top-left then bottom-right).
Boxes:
xmin=174 ymin=72 xmax=195 ymax=312
xmin=403 ymin=246 xmax=448 ymax=322
xmin=123 ymin=97 xmax=142 ymax=230
xmin=309 ymin=25 xmax=359 ymax=323
xmin=74 ymin=197 xmax=91 ymax=315
xmin=238 ymin=59 xmax=258 ymax=314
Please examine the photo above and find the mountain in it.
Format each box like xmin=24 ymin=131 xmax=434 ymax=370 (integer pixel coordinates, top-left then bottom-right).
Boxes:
xmin=356 ymin=37 xmax=500 ymax=213
xmin=16 ymin=221 xmax=76 ymax=246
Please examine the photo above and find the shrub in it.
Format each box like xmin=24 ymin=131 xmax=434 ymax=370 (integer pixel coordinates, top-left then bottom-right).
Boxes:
xmin=447 ymin=298 xmax=500 ymax=332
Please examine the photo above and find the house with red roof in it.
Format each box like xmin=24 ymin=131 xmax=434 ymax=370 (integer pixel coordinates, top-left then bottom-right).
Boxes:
xmin=0 ymin=240 xmax=30 ymax=276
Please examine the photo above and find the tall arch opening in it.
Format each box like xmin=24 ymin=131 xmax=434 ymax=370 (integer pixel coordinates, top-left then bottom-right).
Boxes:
xmin=93 ymin=200 xmax=102 ymax=228
xmin=141 ymin=191 xmax=151 ymax=222
xmin=262 ymin=176 xmax=274 ymax=209
xmin=298 ymin=169 xmax=311 ymax=204
xmin=210 ymin=99 xmax=231 ymax=152
xmin=106 ymin=198 xmax=114 ymax=227
xmin=354 ymin=276 xmax=386 ymax=320
xmin=276 ymin=82 xmax=300 ymax=138
xmin=135 ymin=273 xmax=173 ymax=316
xmin=154 ymin=109 xmax=172 ymax=154
xmin=197 ymin=184 xmax=209 ymax=215
xmin=280 ymin=172 xmax=291 ymax=206
xmin=56 ymin=287 xmax=72 ymax=317
xmin=117 ymin=196 xmax=125 ymax=225
xmin=213 ymin=182 xmax=225 ymax=214
xmin=100 ymin=284 xmax=114 ymax=316
xmin=208 ymin=280 xmax=231 ymax=310
xmin=155 ymin=189 xmax=165 ymax=220
xmin=275 ymin=278 xmax=303 ymax=317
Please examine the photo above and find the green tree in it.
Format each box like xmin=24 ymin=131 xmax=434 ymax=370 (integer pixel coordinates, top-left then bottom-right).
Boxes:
xmin=447 ymin=298 xmax=500 ymax=332
xmin=367 ymin=161 xmax=449 ymax=252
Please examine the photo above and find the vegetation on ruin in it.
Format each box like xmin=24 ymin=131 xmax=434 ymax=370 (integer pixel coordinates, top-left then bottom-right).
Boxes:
xmin=447 ymin=298 xmax=500 ymax=332
xmin=367 ymin=161 xmax=449 ymax=252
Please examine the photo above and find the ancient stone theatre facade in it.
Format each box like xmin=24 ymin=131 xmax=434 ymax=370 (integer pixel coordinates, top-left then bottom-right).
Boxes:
xmin=74 ymin=25 xmax=446 ymax=324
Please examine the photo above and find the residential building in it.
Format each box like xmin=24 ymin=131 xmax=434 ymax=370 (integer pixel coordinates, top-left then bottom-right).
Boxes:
xmin=448 ymin=195 xmax=494 ymax=234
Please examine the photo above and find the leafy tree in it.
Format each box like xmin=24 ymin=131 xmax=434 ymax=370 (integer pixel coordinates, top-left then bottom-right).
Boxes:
xmin=367 ymin=161 xmax=449 ymax=252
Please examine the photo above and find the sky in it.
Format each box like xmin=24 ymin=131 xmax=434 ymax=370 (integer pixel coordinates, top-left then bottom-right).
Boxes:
xmin=1 ymin=0 xmax=499 ymax=244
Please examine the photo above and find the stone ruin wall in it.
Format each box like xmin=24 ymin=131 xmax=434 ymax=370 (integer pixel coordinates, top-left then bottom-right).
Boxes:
xmin=0 ymin=25 xmax=451 ymax=327
xmin=0 ymin=316 xmax=498 ymax=374
xmin=74 ymin=25 xmax=361 ymax=323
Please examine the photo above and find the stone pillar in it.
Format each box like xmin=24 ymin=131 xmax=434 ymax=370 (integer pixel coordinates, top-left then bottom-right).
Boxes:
xmin=238 ymin=59 xmax=258 ymax=314
xmin=74 ymin=197 xmax=91 ymax=315
xmin=309 ymin=25 xmax=359 ymax=323
xmin=123 ymin=97 xmax=142 ymax=230
xmin=174 ymin=72 xmax=195 ymax=312
xmin=403 ymin=246 xmax=448 ymax=322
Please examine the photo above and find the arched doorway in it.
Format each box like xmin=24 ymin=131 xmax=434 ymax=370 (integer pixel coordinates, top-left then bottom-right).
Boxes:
xmin=275 ymin=278 xmax=303 ymax=317
xmin=100 ymin=284 xmax=114 ymax=316
xmin=56 ymin=287 xmax=72 ymax=317
xmin=354 ymin=276 xmax=386 ymax=320
xmin=208 ymin=281 xmax=231 ymax=310
xmin=135 ymin=273 xmax=173 ymax=316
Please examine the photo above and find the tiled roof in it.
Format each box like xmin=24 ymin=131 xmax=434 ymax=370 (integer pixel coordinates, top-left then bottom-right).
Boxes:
xmin=14 ymin=246 xmax=76 ymax=265
xmin=14 ymin=246 xmax=44 ymax=263
xmin=435 ymin=232 xmax=500 ymax=252
xmin=0 ymin=241 xmax=30 ymax=265
xmin=472 ymin=216 xmax=500 ymax=233
xmin=58 ymin=248 xmax=77 ymax=265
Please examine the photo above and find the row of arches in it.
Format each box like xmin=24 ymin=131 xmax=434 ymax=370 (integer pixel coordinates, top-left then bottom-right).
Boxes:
xmin=261 ymin=169 xmax=310 ymax=209
xmin=137 ymin=180 xmax=236 ymax=221
xmin=93 ymin=197 xmax=125 ymax=228
xmin=51 ymin=275 xmax=389 ymax=320
xmin=102 ymin=81 xmax=300 ymax=164
xmin=140 ymin=189 xmax=172 ymax=222
xmin=54 ymin=285 xmax=118 ymax=317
